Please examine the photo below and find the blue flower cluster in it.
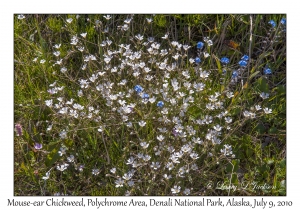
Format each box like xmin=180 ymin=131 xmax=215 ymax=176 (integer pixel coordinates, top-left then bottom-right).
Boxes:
xmin=264 ymin=68 xmax=272 ymax=75
xmin=142 ymin=93 xmax=149 ymax=99
xmin=220 ymin=57 xmax=230 ymax=65
xmin=134 ymin=85 xmax=143 ymax=93
xmin=195 ymin=57 xmax=201 ymax=64
xmin=157 ymin=101 xmax=164 ymax=108
xmin=232 ymin=71 xmax=238 ymax=78
xmin=197 ymin=41 xmax=204 ymax=49
xmin=238 ymin=55 xmax=249 ymax=67
xmin=268 ymin=20 xmax=276 ymax=28
xmin=268 ymin=18 xmax=286 ymax=28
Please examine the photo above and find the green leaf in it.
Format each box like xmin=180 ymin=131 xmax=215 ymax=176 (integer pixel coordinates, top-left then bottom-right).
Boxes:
xmin=249 ymin=71 xmax=260 ymax=80
xmin=64 ymin=139 xmax=74 ymax=148
xmin=46 ymin=140 xmax=61 ymax=151
xmin=214 ymin=55 xmax=222 ymax=74
xmin=255 ymin=77 xmax=269 ymax=93
xmin=254 ymin=123 xmax=266 ymax=134
xmin=269 ymin=127 xmax=278 ymax=134
xmin=279 ymin=159 xmax=286 ymax=168
xmin=188 ymin=105 xmax=202 ymax=118
xmin=45 ymin=147 xmax=60 ymax=167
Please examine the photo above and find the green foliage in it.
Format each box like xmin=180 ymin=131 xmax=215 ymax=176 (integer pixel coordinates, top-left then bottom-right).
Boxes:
xmin=47 ymin=16 xmax=63 ymax=32
xmin=154 ymin=15 xmax=167 ymax=27
xmin=14 ymin=14 xmax=286 ymax=196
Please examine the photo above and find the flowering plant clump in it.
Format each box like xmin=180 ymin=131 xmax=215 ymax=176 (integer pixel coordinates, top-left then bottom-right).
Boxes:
xmin=14 ymin=14 xmax=286 ymax=196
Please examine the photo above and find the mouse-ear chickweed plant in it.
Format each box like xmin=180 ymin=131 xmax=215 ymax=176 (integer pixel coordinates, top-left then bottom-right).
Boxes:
xmin=14 ymin=14 xmax=286 ymax=196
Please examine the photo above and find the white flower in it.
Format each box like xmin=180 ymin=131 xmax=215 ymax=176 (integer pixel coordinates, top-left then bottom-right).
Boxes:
xmin=42 ymin=171 xmax=50 ymax=180
xmin=70 ymin=36 xmax=79 ymax=45
xmin=98 ymin=126 xmax=104 ymax=132
xmin=189 ymin=58 xmax=195 ymax=64
xmin=243 ymin=111 xmax=251 ymax=117
xmin=157 ymin=135 xmax=165 ymax=142
xmin=183 ymin=188 xmax=191 ymax=195
xmin=171 ymin=185 xmax=181 ymax=194
xmin=140 ymin=142 xmax=149 ymax=149
xmin=17 ymin=15 xmax=25 ymax=20
xmin=54 ymin=44 xmax=61 ymax=49
xmin=191 ymin=163 xmax=198 ymax=170
xmin=226 ymin=92 xmax=234 ymax=98
xmin=67 ymin=155 xmax=75 ymax=163
xmin=126 ymin=157 xmax=135 ymax=165
xmin=46 ymin=124 xmax=53 ymax=131
xmin=124 ymin=18 xmax=132 ymax=24
xmin=181 ymin=144 xmax=191 ymax=153
xmin=260 ymin=92 xmax=270 ymax=100
xmin=57 ymin=163 xmax=69 ymax=171
xmin=110 ymin=168 xmax=116 ymax=174
xmin=128 ymin=181 xmax=134 ymax=187
xmin=200 ymin=70 xmax=210 ymax=79
xmin=213 ymin=124 xmax=222 ymax=131
xmin=183 ymin=45 xmax=190 ymax=51
xmin=115 ymin=178 xmax=124 ymax=188
xmin=146 ymin=18 xmax=153 ymax=23
xmin=203 ymin=52 xmax=210 ymax=58
xmin=122 ymin=173 xmax=133 ymax=181
xmin=103 ymin=15 xmax=111 ymax=20
xmin=121 ymin=24 xmax=129 ymax=31
xmin=190 ymin=152 xmax=199 ymax=160
xmin=55 ymin=59 xmax=63 ymax=65
xmin=135 ymin=34 xmax=143 ymax=41
xmin=138 ymin=120 xmax=146 ymax=127
xmin=45 ymin=99 xmax=53 ymax=107
xmin=80 ymin=32 xmax=87 ymax=38
xmin=150 ymin=162 xmax=161 ymax=170
xmin=60 ymin=67 xmax=67 ymax=73
xmin=263 ymin=107 xmax=272 ymax=114
xmin=225 ymin=117 xmax=232 ymax=123
xmin=59 ymin=130 xmax=67 ymax=139
xmin=58 ymin=146 xmax=67 ymax=156
xmin=66 ymin=18 xmax=73 ymax=23
xmin=53 ymin=51 xmax=60 ymax=57
xmin=40 ymin=59 xmax=46 ymax=64
xmin=221 ymin=144 xmax=233 ymax=156
xmin=162 ymin=33 xmax=168 ymax=39
xmin=255 ymin=105 xmax=262 ymax=111
xmin=92 ymin=169 xmax=100 ymax=175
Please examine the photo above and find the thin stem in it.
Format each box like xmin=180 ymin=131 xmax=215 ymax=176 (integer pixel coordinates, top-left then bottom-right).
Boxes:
xmin=101 ymin=132 xmax=110 ymax=164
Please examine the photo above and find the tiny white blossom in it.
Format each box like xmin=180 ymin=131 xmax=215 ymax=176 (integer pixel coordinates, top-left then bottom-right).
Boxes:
xmin=263 ymin=107 xmax=272 ymax=114
xmin=80 ymin=32 xmax=87 ymax=38
xmin=171 ymin=185 xmax=181 ymax=194
xmin=66 ymin=18 xmax=73 ymax=23
xmin=139 ymin=120 xmax=146 ymax=127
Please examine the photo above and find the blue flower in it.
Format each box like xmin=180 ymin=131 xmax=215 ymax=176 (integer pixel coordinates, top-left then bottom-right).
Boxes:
xmin=195 ymin=57 xmax=201 ymax=64
xmin=220 ymin=57 xmax=230 ymax=65
xmin=238 ymin=60 xmax=247 ymax=67
xmin=134 ymin=85 xmax=143 ymax=93
xmin=142 ymin=93 xmax=149 ymax=99
xmin=280 ymin=18 xmax=286 ymax=25
xmin=197 ymin=41 xmax=204 ymax=49
xmin=241 ymin=55 xmax=249 ymax=61
xmin=264 ymin=68 xmax=272 ymax=75
xmin=268 ymin=20 xmax=276 ymax=28
xmin=157 ymin=101 xmax=164 ymax=108
xmin=34 ymin=142 xmax=43 ymax=150
xmin=232 ymin=71 xmax=238 ymax=78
